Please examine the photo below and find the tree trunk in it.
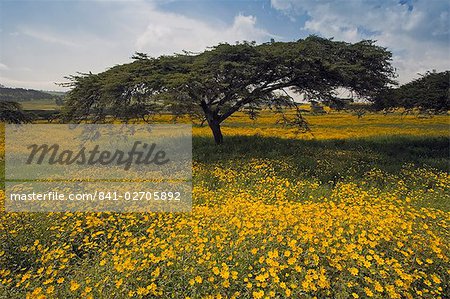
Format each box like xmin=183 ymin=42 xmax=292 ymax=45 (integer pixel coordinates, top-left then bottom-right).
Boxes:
xmin=208 ymin=119 xmax=223 ymax=145
xmin=200 ymin=100 xmax=223 ymax=145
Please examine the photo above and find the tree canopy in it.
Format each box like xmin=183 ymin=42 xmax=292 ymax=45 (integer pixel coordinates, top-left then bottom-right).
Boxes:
xmin=373 ymin=70 xmax=450 ymax=113
xmin=63 ymin=36 xmax=396 ymax=144
xmin=0 ymin=101 xmax=31 ymax=124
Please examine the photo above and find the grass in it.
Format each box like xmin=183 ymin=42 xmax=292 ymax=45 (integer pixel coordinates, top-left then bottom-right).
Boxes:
xmin=19 ymin=99 xmax=60 ymax=111
xmin=0 ymin=112 xmax=449 ymax=298
xmin=194 ymin=135 xmax=449 ymax=173
xmin=193 ymin=134 xmax=449 ymax=211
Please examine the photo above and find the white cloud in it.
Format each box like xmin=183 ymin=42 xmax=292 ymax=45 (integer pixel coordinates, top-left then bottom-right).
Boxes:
xmin=135 ymin=12 xmax=271 ymax=56
xmin=1 ymin=0 xmax=272 ymax=90
xmin=0 ymin=76 xmax=57 ymax=90
xmin=271 ymin=0 xmax=450 ymax=84
xmin=20 ymin=27 xmax=79 ymax=48
xmin=0 ymin=63 xmax=9 ymax=71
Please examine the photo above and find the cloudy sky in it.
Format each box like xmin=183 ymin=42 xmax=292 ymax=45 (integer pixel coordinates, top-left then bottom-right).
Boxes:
xmin=0 ymin=0 xmax=449 ymax=91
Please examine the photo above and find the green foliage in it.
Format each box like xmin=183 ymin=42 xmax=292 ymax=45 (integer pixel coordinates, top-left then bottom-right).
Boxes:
xmin=62 ymin=36 xmax=396 ymax=143
xmin=374 ymin=70 xmax=450 ymax=112
xmin=0 ymin=101 xmax=31 ymax=124
xmin=26 ymin=110 xmax=60 ymax=122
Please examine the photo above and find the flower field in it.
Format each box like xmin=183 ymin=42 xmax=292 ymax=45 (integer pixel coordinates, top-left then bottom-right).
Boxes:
xmin=1 ymin=112 xmax=449 ymax=298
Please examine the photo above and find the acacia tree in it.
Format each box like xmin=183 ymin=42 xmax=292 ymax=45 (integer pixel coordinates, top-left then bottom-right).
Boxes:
xmin=0 ymin=101 xmax=31 ymax=124
xmin=373 ymin=70 xmax=450 ymax=113
xmin=63 ymin=36 xmax=396 ymax=144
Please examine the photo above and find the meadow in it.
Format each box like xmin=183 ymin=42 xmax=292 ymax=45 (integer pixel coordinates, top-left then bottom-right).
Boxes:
xmin=19 ymin=99 xmax=59 ymax=111
xmin=0 ymin=111 xmax=449 ymax=298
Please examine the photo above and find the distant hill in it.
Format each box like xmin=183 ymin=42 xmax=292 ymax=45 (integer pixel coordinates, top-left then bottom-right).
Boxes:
xmin=45 ymin=90 xmax=66 ymax=97
xmin=0 ymin=86 xmax=65 ymax=102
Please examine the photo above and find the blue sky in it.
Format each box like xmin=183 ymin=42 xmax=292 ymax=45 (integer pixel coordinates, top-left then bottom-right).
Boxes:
xmin=0 ymin=0 xmax=449 ymax=90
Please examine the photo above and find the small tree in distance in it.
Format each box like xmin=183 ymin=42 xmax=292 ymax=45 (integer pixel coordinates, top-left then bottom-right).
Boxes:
xmin=0 ymin=101 xmax=31 ymax=124
xmin=62 ymin=36 xmax=396 ymax=144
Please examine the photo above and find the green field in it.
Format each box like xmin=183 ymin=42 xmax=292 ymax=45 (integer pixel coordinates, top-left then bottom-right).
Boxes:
xmin=1 ymin=113 xmax=449 ymax=298
xmin=19 ymin=99 xmax=60 ymax=111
